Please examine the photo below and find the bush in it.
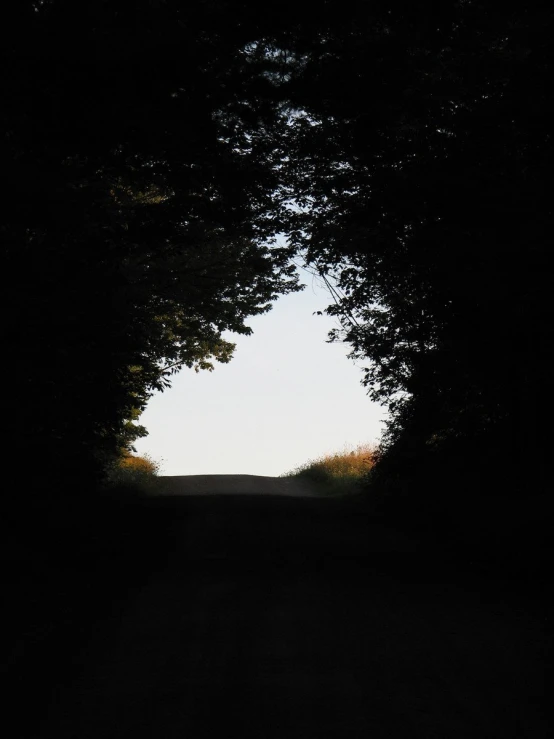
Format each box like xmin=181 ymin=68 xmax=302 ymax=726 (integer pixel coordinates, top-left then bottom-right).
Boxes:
xmin=103 ymin=452 xmax=162 ymax=498
xmin=119 ymin=453 xmax=160 ymax=476
xmin=283 ymin=444 xmax=376 ymax=496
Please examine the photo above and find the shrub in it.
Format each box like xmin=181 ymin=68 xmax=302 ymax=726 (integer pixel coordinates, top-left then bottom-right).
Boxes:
xmin=119 ymin=453 xmax=160 ymax=476
xmin=104 ymin=452 xmax=162 ymax=497
xmin=283 ymin=443 xmax=376 ymax=496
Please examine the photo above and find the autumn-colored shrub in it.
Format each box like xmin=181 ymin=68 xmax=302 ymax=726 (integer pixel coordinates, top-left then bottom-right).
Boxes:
xmin=283 ymin=444 xmax=376 ymax=495
xmin=104 ymin=452 xmax=162 ymax=496
xmin=119 ymin=453 xmax=160 ymax=476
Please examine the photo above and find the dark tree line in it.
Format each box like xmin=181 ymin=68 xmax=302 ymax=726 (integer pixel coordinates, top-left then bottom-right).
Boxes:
xmin=269 ymin=3 xmax=553 ymax=514
xmin=3 ymin=2 xmax=551 ymax=528
xmin=2 ymin=1 xmax=301 ymax=497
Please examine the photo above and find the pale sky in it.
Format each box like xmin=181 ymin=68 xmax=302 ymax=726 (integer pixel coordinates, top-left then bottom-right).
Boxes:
xmin=135 ymin=266 xmax=387 ymax=476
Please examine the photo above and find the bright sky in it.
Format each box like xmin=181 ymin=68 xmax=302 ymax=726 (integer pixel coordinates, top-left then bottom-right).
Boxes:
xmin=135 ymin=266 xmax=387 ymax=476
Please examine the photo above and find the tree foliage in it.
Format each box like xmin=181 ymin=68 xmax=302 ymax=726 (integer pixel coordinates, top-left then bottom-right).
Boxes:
xmin=4 ymin=1 xmax=551 ymax=509
xmin=266 ymin=3 xmax=552 ymax=500
xmin=2 ymin=0 xmax=301 ymax=490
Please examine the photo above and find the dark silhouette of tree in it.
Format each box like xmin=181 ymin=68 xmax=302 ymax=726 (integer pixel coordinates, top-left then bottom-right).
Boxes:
xmin=3 ymin=1 xmax=551 ymax=529
xmin=2 ymin=1 xmax=300 ymax=495
xmin=265 ymin=4 xmax=552 ymax=513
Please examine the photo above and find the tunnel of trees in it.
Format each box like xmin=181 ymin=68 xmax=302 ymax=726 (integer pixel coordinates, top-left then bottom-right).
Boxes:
xmin=3 ymin=2 xmax=551 ymax=543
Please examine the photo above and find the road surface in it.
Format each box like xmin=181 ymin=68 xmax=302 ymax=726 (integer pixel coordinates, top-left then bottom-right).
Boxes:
xmin=27 ymin=476 xmax=548 ymax=738
xmin=157 ymin=473 xmax=323 ymax=497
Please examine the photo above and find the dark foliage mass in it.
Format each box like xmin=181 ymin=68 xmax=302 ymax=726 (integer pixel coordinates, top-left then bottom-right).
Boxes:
xmin=2 ymin=2 xmax=551 ymax=536
xmin=265 ymin=3 xmax=552 ymax=525
xmin=252 ymin=4 xmax=552 ymax=516
xmin=2 ymin=1 xmax=300 ymax=495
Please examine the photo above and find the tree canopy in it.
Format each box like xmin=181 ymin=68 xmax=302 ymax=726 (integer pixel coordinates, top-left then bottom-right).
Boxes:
xmin=4 ymin=1 xmax=551 ymax=507
xmin=269 ymin=3 xmax=552 ymax=500
xmin=3 ymin=0 xmax=301 ymax=490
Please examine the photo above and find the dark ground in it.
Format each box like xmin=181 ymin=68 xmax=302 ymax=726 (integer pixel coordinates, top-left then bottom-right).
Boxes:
xmin=3 ymin=478 xmax=550 ymax=738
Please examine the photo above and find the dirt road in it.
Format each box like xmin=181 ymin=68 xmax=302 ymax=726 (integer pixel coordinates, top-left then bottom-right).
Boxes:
xmin=30 ymin=477 xmax=548 ymax=738
xmin=157 ymin=473 xmax=323 ymax=497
